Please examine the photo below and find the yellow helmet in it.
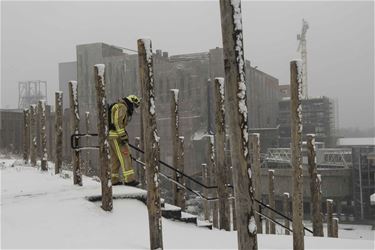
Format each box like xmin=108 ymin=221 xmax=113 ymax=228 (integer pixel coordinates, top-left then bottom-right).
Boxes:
xmin=126 ymin=95 xmax=141 ymax=108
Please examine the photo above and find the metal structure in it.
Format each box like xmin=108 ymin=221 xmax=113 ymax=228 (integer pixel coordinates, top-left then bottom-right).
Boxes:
xmin=266 ymin=147 xmax=352 ymax=168
xmin=297 ymin=19 xmax=309 ymax=99
xmin=18 ymin=80 xmax=47 ymax=109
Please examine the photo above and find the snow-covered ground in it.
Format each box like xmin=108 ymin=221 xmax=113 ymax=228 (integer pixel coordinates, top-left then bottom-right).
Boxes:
xmin=1 ymin=157 xmax=374 ymax=249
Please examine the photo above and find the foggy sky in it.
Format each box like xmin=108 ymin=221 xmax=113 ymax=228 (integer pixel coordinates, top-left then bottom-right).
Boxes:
xmin=1 ymin=0 xmax=374 ymax=129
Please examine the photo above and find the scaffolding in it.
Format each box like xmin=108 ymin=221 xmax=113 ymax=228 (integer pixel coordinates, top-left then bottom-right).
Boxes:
xmin=18 ymin=80 xmax=47 ymax=109
xmin=266 ymin=147 xmax=352 ymax=169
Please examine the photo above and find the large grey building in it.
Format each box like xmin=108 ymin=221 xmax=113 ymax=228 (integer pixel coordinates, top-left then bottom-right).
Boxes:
xmin=58 ymin=61 xmax=77 ymax=109
xmin=58 ymin=42 xmax=280 ymax=175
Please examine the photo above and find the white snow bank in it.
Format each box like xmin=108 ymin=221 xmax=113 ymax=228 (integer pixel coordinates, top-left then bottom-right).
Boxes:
xmin=1 ymin=158 xmax=374 ymax=249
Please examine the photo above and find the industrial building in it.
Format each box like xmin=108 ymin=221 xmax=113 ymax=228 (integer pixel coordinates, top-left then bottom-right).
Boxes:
xmin=278 ymin=96 xmax=336 ymax=147
xmin=58 ymin=42 xmax=281 ymax=174
xmin=338 ymin=138 xmax=375 ymax=220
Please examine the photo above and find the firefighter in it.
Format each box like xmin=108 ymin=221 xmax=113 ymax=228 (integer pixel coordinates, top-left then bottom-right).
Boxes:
xmin=108 ymin=95 xmax=140 ymax=186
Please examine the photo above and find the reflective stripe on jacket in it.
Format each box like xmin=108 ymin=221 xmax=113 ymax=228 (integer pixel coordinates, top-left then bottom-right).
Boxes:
xmin=109 ymin=101 xmax=128 ymax=140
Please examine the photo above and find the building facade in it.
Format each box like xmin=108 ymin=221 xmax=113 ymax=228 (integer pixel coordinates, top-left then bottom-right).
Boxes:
xmin=278 ymin=96 xmax=336 ymax=147
xmin=58 ymin=61 xmax=77 ymax=109
xmin=58 ymin=43 xmax=280 ymax=175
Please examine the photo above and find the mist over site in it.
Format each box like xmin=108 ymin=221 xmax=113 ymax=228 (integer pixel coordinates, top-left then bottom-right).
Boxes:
xmin=1 ymin=0 xmax=375 ymax=249
xmin=1 ymin=0 xmax=374 ymax=134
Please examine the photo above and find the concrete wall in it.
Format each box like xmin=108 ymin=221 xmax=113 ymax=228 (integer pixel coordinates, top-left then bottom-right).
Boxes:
xmin=71 ymin=43 xmax=281 ymax=175
xmin=58 ymin=62 xmax=77 ymax=109
xmin=0 ymin=109 xmax=24 ymax=154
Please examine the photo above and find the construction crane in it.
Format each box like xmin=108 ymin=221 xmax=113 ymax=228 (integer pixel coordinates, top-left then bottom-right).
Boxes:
xmin=297 ymin=19 xmax=309 ymax=99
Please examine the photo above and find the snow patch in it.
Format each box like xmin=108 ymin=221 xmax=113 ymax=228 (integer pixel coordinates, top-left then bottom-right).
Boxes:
xmin=247 ymin=168 xmax=252 ymax=179
xmin=95 ymin=64 xmax=105 ymax=78
xmin=248 ymin=215 xmax=257 ymax=234
xmin=69 ymin=81 xmax=80 ymax=121
xmin=153 ymin=131 xmax=160 ymax=143
xmin=231 ymin=0 xmax=243 ymax=31
xmin=170 ymin=89 xmax=179 ymax=103
xmin=150 ymin=98 xmax=155 ymax=115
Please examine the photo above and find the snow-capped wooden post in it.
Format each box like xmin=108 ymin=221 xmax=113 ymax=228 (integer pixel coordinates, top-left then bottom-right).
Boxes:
xmin=249 ymin=133 xmax=262 ymax=233
xmin=84 ymin=111 xmax=91 ymax=175
xmin=69 ymin=80 xmax=82 ymax=185
xmin=138 ymin=38 xmax=164 ymax=250
xmin=202 ymin=163 xmax=209 ymax=221
xmin=290 ymin=59 xmax=304 ymax=250
xmin=208 ymin=135 xmax=219 ymax=228
xmin=94 ymin=64 xmax=113 ymax=212
xmin=307 ymin=134 xmax=324 ymax=236
xmin=213 ymin=77 xmax=230 ymax=231
xmin=268 ymin=169 xmax=276 ymax=234
xmin=177 ymin=136 xmax=186 ymax=210
xmin=220 ymin=0 xmax=257 ymax=248
xmin=38 ymin=100 xmax=48 ymax=171
xmin=23 ymin=109 xmax=30 ymax=164
xmin=332 ymin=217 xmax=339 ymax=238
xmin=30 ymin=105 xmax=37 ymax=167
xmin=326 ymin=199 xmax=334 ymax=237
xmin=170 ymin=88 xmax=180 ymax=207
xmin=283 ymin=192 xmax=291 ymax=235
xmin=55 ymin=92 xmax=63 ymax=174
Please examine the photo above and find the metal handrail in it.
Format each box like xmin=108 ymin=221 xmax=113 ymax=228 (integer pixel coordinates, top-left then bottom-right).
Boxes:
xmin=129 ymin=143 xmax=218 ymax=189
xmin=130 ymin=143 xmax=314 ymax=234
xmin=69 ymin=133 xmax=313 ymax=234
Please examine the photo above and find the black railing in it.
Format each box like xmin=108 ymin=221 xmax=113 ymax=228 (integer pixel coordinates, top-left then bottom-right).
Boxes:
xmin=70 ymin=133 xmax=313 ymax=234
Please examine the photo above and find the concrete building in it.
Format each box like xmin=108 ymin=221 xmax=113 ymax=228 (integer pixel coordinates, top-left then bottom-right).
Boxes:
xmin=58 ymin=42 xmax=280 ymax=175
xmin=58 ymin=62 xmax=77 ymax=109
xmin=278 ymin=96 xmax=336 ymax=147
xmin=0 ymin=109 xmax=24 ymax=154
xmin=264 ymin=145 xmax=353 ymax=218
xmin=338 ymin=138 xmax=375 ymax=220
xmin=278 ymin=84 xmax=290 ymax=98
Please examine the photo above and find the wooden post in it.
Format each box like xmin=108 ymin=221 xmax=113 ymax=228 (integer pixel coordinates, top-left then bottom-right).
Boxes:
xmin=23 ymin=109 xmax=29 ymax=164
xmin=332 ymin=217 xmax=339 ymax=238
xmin=138 ymin=38 xmax=163 ymax=250
xmin=265 ymin=206 xmax=270 ymax=234
xmin=170 ymin=89 xmax=180 ymax=207
xmin=219 ymin=0 xmax=257 ymax=248
xmin=231 ymin=194 xmax=237 ymax=231
xmin=176 ymin=136 xmax=186 ymax=210
xmin=326 ymin=199 xmax=334 ymax=237
xmin=290 ymin=59 xmax=304 ymax=249
xmin=38 ymin=100 xmax=48 ymax=171
xmin=94 ymin=64 xmax=113 ymax=211
xmin=317 ymin=174 xmax=323 ymax=235
xmin=84 ymin=111 xmax=91 ymax=175
xmin=208 ymin=135 xmax=219 ymax=228
xmin=249 ymin=133 xmax=262 ymax=233
xmin=268 ymin=169 xmax=276 ymax=234
xmin=55 ymin=92 xmax=63 ymax=174
xmin=202 ymin=163 xmax=209 ymax=221
xmin=29 ymin=105 xmax=37 ymax=167
xmin=307 ymin=134 xmax=324 ymax=236
xmin=283 ymin=192 xmax=291 ymax=235
xmin=135 ymin=137 xmax=145 ymax=188
xmin=213 ymin=77 xmax=230 ymax=231
xmin=69 ymin=80 xmax=82 ymax=185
